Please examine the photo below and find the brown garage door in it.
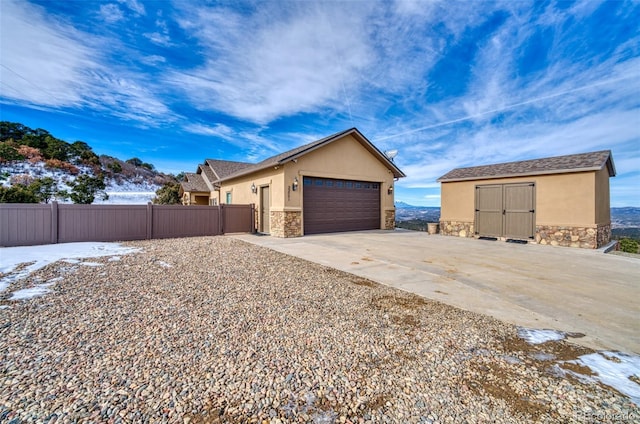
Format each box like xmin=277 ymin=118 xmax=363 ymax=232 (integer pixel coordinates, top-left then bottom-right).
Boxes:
xmin=303 ymin=177 xmax=380 ymax=235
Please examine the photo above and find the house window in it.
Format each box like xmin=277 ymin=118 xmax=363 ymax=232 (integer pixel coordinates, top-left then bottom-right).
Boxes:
xmin=226 ymin=192 xmax=232 ymax=204
xmin=336 ymin=181 xmax=343 ymax=188
xmin=315 ymin=179 xmax=323 ymax=186
xmin=304 ymin=177 xmax=312 ymax=186
xmin=372 ymin=183 xmax=379 ymax=189
xmin=326 ymin=180 xmax=334 ymax=187
xmin=355 ymin=182 xmax=362 ymax=189
xmin=210 ymin=198 xmax=218 ymax=206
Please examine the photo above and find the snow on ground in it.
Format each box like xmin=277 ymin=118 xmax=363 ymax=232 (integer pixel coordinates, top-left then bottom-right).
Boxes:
xmin=0 ymin=242 xmax=141 ymax=293
xmin=517 ymin=327 xmax=567 ymax=344
xmin=93 ymin=180 xmax=161 ymax=205
xmin=93 ymin=192 xmax=157 ymax=204
xmin=519 ymin=327 xmax=640 ymax=406
xmin=1 ymin=161 xmax=162 ymax=205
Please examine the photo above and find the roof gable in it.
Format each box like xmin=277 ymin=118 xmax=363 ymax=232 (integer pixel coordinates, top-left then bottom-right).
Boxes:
xmin=219 ymin=128 xmax=406 ymax=182
xmin=437 ymin=150 xmax=615 ymax=182
xmin=180 ymin=172 xmax=210 ymax=192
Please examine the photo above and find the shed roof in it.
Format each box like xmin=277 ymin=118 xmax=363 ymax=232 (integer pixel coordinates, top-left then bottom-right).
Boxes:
xmin=219 ymin=127 xmax=406 ymax=182
xmin=437 ymin=150 xmax=615 ymax=182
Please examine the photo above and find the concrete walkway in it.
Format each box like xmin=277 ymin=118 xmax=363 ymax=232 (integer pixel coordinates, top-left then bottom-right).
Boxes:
xmin=233 ymin=230 xmax=640 ymax=354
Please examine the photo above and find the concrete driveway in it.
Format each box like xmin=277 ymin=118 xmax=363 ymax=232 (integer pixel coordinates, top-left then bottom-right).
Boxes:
xmin=234 ymin=230 xmax=640 ymax=354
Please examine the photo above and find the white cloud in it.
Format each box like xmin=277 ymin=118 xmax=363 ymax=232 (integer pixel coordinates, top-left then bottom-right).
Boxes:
xmin=99 ymin=4 xmax=125 ymax=23
xmin=0 ymin=0 xmax=176 ymax=126
xmin=172 ymin=3 xmax=374 ymax=124
xmin=0 ymin=0 xmax=99 ymax=107
xmin=117 ymin=0 xmax=145 ymax=16
xmin=184 ymin=123 xmax=234 ymax=139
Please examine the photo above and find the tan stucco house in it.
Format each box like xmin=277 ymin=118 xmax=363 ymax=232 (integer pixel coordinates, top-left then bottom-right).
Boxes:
xmin=437 ymin=150 xmax=615 ymax=249
xmin=180 ymin=128 xmax=406 ymax=237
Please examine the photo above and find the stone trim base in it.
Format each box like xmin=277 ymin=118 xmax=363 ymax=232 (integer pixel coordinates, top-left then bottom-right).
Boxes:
xmin=439 ymin=221 xmax=474 ymax=238
xmin=270 ymin=211 xmax=302 ymax=238
xmin=535 ymin=224 xmax=611 ymax=249
xmin=384 ymin=209 xmax=396 ymax=230
xmin=439 ymin=220 xmax=612 ymax=249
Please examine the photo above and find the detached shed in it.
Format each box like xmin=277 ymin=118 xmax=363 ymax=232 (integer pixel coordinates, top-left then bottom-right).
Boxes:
xmin=437 ymin=150 xmax=616 ymax=249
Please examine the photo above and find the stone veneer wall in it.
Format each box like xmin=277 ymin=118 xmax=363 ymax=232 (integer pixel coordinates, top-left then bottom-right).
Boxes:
xmin=270 ymin=211 xmax=302 ymax=238
xmin=535 ymin=223 xmax=611 ymax=249
xmin=439 ymin=221 xmax=474 ymax=238
xmin=385 ymin=210 xmax=396 ymax=230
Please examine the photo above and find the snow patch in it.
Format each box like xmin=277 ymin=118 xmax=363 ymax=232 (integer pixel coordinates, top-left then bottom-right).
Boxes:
xmin=521 ymin=327 xmax=640 ymax=405
xmin=11 ymin=282 xmax=55 ymax=300
xmin=517 ymin=327 xmax=566 ymax=344
xmin=0 ymin=242 xmax=141 ymax=293
xmin=568 ymin=351 xmax=640 ymax=406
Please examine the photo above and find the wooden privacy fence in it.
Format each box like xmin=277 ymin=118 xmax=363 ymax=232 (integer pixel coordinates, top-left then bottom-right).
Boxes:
xmin=0 ymin=202 xmax=255 ymax=247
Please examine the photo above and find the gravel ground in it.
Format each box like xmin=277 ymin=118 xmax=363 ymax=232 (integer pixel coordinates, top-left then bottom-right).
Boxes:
xmin=0 ymin=236 xmax=638 ymax=423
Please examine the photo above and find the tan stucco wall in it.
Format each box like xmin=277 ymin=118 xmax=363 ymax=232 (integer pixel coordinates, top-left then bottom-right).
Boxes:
xmin=594 ymin=167 xmax=611 ymax=225
xmin=219 ymin=134 xmax=396 ymax=234
xmin=182 ymin=191 xmax=211 ymax=206
xmin=440 ymin=171 xmax=604 ymax=227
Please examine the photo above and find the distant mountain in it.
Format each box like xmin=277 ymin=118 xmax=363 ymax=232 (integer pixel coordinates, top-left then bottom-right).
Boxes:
xmin=395 ymin=203 xmax=441 ymax=222
xmin=395 ymin=204 xmax=640 ymax=229
xmin=1 ymin=121 xmax=179 ymax=204
xmin=611 ymin=207 xmax=640 ymax=228
xmin=395 ymin=201 xmax=420 ymax=208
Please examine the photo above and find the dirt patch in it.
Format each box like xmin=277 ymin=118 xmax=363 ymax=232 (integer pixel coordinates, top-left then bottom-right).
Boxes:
xmin=501 ymin=336 xmax=593 ymax=362
xmin=371 ymin=294 xmax=428 ymax=311
xmin=349 ymin=276 xmax=377 ymax=287
xmin=464 ymin=362 xmax=555 ymax=421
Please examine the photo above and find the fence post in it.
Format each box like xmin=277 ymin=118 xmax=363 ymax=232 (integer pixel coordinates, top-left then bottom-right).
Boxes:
xmin=219 ymin=204 xmax=224 ymax=234
xmin=51 ymin=201 xmax=58 ymax=244
xmin=147 ymin=202 xmax=153 ymax=240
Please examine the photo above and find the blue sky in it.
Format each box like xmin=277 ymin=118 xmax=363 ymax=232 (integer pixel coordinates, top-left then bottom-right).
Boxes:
xmin=1 ymin=0 xmax=638 ymax=206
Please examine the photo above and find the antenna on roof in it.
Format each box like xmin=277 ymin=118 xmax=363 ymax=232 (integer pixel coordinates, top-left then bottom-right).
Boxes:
xmin=384 ymin=149 xmax=398 ymax=162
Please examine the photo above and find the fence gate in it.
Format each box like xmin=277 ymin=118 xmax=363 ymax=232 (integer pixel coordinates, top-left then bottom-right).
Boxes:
xmin=475 ymin=183 xmax=535 ymax=240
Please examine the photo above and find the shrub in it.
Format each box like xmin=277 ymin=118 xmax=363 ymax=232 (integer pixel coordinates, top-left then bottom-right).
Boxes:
xmin=17 ymin=145 xmax=44 ymax=163
xmin=0 ymin=142 xmax=25 ymax=162
xmin=108 ymin=161 xmax=122 ymax=173
xmin=619 ymin=238 xmax=639 ymax=254
xmin=45 ymin=159 xmax=80 ymax=175
xmin=153 ymin=181 xmax=181 ymax=204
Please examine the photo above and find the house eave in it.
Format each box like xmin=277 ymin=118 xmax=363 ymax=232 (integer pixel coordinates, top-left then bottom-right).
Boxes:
xmin=437 ymin=166 xmax=609 ymax=183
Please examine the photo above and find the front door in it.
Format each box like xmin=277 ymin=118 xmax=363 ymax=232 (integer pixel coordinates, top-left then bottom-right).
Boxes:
xmin=260 ymin=186 xmax=270 ymax=233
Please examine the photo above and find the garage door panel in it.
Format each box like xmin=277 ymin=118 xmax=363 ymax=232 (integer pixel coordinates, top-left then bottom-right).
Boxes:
xmin=303 ymin=177 xmax=380 ymax=235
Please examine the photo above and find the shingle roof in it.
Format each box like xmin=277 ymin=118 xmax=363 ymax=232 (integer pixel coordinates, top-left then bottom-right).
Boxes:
xmin=204 ymin=159 xmax=253 ymax=180
xmin=181 ymin=173 xmax=210 ymax=192
xmin=437 ymin=150 xmax=615 ymax=182
xmin=218 ymin=128 xmax=406 ymax=181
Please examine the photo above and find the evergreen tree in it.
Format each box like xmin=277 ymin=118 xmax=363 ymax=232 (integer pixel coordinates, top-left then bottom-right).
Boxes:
xmin=69 ymin=175 xmax=108 ymax=204
xmin=153 ymin=181 xmax=181 ymax=204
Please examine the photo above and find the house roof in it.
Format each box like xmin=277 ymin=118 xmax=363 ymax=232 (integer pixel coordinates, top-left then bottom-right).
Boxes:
xmin=218 ymin=127 xmax=406 ymax=182
xmin=204 ymin=159 xmax=253 ymax=180
xmin=181 ymin=172 xmax=210 ymax=192
xmin=437 ymin=150 xmax=616 ymax=182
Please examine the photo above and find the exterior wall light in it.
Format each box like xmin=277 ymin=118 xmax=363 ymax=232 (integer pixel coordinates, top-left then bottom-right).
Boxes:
xmin=251 ymin=183 xmax=257 ymax=194
xmin=388 ymin=186 xmax=393 ymax=195
xmin=292 ymin=177 xmax=299 ymax=191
